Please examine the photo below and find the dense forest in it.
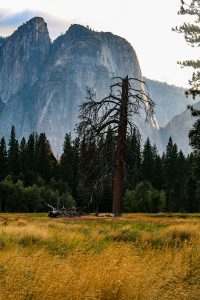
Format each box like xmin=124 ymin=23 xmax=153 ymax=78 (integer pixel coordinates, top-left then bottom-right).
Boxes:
xmin=0 ymin=124 xmax=199 ymax=213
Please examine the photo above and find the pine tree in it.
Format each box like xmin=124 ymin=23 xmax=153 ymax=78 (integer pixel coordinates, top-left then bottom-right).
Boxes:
xmin=126 ymin=128 xmax=141 ymax=189
xmin=77 ymin=137 xmax=98 ymax=211
xmin=163 ymin=137 xmax=179 ymax=211
xmin=174 ymin=0 xmax=200 ymax=98
xmin=153 ymin=153 xmax=163 ymax=190
xmin=19 ymin=137 xmax=26 ymax=175
xmin=188 ymin=115 xmax=200 ymax=176
xmin=20 ymin=133 xmax=38 ymax=185
xmin=26 ymin=133 xmax=36 ymax=171
xmin=0 ymin=137 xmax=8 ymax=180
xmin=60 ymin=134 xmax=79 ymax=198
xmin=104 ymin=126 xmax=115 ymax=173
xmin=174 ymin=150 xmax=188 ymax=211
xmin=142 ymin=138 xmax=155 ymax=183
xmin=60 ymin=133 xmax=74 ymax=188
xmin=8 ymin=126 xmax=20 ymax=176
xmin=96 ymin=127 xmax=115 ymax=212
xmin=71 ymin=137 xmax=80 ymax=199
xmin=35 ymin=133 xmax=52 ymax=181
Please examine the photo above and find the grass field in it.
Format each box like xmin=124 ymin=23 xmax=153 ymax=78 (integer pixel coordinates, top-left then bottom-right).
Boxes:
xmin=0 ymin=214 xmax=200 ymax=299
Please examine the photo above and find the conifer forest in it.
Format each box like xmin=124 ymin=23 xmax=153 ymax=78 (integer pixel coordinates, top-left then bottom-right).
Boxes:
xmin=0 ymin=122 xmax=199 ymax=214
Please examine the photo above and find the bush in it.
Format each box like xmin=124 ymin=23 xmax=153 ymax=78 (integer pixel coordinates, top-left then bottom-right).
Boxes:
xmin=0 ymin=177 xmax=27 ymax=212
xmin=123 ymin=181 xmax=165 ymax=213
xmin=59 ymin=193 xmax=75 ymax=209
xmin=123 ymin=190 xmax=137 ymax=212
xmin=0 ymin=176 xmax=75 ymax=213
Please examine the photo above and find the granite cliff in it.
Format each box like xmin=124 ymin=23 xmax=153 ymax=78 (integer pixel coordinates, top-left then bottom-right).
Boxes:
xmin=0 ymin=17 xmax=196 ymax=155
xmin=0 ymin=17 xmax=51 ymax=103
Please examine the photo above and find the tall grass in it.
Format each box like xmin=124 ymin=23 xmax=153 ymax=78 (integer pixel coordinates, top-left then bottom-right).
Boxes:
xmin=0 ymin=214 xmax=200 ymax=299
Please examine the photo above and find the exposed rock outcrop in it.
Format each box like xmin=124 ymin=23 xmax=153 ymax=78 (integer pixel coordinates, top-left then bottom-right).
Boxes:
xmin=0 ymin=17 xmax=51 ymax=103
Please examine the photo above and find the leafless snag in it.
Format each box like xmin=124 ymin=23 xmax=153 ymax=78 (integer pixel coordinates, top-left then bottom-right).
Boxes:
xmin=45 ymin=202 xmax=84 ymax=218
xmin=77 ymin=75 xmax=154 ymax=216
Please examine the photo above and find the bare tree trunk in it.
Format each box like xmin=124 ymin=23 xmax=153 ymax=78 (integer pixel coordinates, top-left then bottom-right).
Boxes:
xmin=112 ymin=76 xmax=129 ymax=215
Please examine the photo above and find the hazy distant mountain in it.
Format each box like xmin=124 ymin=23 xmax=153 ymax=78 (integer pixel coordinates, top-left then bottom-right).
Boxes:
xmin=0 ymin=17 xmax=196 ymax=154
xmin=160 ymin=102 xmax=200 ymax=154
xmin=144 ymin=78 xmax=195 ymax=127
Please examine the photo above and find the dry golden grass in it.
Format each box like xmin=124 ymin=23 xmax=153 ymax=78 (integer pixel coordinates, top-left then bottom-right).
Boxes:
xmin=0 ymin=214 xmax=200 ymax=299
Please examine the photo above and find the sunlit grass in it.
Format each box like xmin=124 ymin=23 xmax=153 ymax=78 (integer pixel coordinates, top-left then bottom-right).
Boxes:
xmin=0 ymin=214 xmax=200 ymax=299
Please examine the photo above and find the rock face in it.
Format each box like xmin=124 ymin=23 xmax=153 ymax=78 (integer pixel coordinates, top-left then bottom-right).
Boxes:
xmin=0 ymin=17 xmax=51 ymax=103
xmin=0 ymin=17 xmax=196 ymax=155
xmin=0 ymin=37 xmax=6 ymax=48
xmin=32 ymin=24 xmax=144 ymax=150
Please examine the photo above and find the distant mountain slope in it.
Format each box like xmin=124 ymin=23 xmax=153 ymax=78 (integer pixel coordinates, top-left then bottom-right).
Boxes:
xmin=144 ymin=78 xmax=195 ymax=127
xmin=160 ymin=102 xmax=200 ymax=154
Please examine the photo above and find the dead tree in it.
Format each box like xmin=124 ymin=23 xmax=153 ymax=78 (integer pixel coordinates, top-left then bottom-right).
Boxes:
xmin=45 ymin=203 xmax=84 ymax=218
xmin=77 ymin=76 xmax=155 ymax=216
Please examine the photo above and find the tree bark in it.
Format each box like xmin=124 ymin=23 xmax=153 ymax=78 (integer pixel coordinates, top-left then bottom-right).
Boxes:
xmin=112 ymin=76 xmax=129 ymax=215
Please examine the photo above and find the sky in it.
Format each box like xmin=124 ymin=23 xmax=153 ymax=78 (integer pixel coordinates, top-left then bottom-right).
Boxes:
xmin=0 ymin=0 xmax=198 ymax=88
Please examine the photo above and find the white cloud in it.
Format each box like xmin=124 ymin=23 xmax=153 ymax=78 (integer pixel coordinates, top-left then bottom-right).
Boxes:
xmin=0 ymin=10 xmax=78 ymax=39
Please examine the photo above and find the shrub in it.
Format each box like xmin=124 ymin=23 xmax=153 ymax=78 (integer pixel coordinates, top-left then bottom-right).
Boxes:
xmin=123 ymin=181 xmax=163 ymax=213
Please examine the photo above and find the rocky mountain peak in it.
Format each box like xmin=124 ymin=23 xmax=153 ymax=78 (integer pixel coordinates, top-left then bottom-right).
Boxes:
xmin=27 ymin=16 xmax=46 ymax=26
xmin=13 ymin=17 xmax=50 ymax=45
xmin=67 ymin=24 xmax=91 ymax=36
xmin=0 ymin=17 xmax=51 ymax=103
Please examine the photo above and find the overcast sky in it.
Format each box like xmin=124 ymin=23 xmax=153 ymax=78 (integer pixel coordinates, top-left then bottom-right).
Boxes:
xmin=0 ymin=0 xmax=198 ymax=88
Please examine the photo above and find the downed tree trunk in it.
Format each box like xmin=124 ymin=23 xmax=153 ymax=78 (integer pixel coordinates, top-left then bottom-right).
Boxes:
xmin=45 ymin=203 xmax=84 ymax=218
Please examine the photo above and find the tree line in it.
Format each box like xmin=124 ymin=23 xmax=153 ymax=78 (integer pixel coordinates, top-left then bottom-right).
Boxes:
xmin=0 ymin=125 xmax=199 ymax=213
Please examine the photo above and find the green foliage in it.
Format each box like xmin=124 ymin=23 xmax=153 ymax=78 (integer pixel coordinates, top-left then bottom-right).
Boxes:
xmin=123 ymin=190 xmax=137 ymax=212
xmin=189 ymin=119 xmax=200 ymax=155
xmin=126 ymin=129 xmax=141 ymax=189
xmin=174 ymin=0 xmax=200 ymax=97
xmin=36 ymin=133 xmax=53 ymax=181
xmin=25 ymin=185 xmax=41 ymax=212
xmin=0 ymin=125 xmax=199 ymax=213
xmin=8 ymin=126 xmax=20 ymax=176
xmin=123 ymin=181 xmax=166 ymax=213
xmin=59 ymin=192 xmax=75 ymax=208
xmin=142 ymin=138 xmax=155 ymax=182
xmin=175 ymin=1 xmax=200 ymax=213
xmin=0 ymin=137 xmax=8 ymax=180
xmin=140 ymin=138 xmax=164 ymax=191
xmin=0 ymin=176 xmax=75 ymax=213
xmin=60 ymin=134 xmax=79 ymax=198
xmin=163 ymin=137 xmax=179 ymax=211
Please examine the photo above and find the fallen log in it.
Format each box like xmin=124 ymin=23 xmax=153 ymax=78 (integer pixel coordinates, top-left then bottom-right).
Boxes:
xmin=45 ymin=203 xmax=84 ymax=218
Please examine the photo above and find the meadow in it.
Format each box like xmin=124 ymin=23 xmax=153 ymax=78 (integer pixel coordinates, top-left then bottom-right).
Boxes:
xmin=0 ymin=214 xmax=200 ymax=299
